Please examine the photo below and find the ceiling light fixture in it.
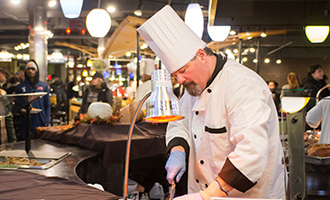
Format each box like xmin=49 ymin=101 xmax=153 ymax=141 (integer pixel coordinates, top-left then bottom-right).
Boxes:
xmin=134 ymin=0 xmax=143 ymax=16
xmin=51 ymin=50 xmax=64 ymax=63
xmin=107 ymin=5 xmax=116 ymax=13
xmin=260 ymin=32 xmax=267 ymax=37
xmin=86 ymin=0 xmax=111 ymax=38
xmin=185 ymin=2 xmax=204 ymax=38
xmin=229 ymin=30 xmax=236 ymax=35
xmin=207 ymin=25 xmax=231 ymax=41
xmin=60 ymin=0 xmax=83 ymax=19
xmin=305 ymin=25 xmax=330 ymax=43
xmin=11 ymin=0 xmax=20 ymax=4
xmin=276 ymin=59 xmax=282 ymax=64
xmin=0 ymin=50 xmax=12 ymax=62
xmin=264 ymin=58 xmax=270 ymax=63
xmin=48 ymin=0 xmax=57 ymax=7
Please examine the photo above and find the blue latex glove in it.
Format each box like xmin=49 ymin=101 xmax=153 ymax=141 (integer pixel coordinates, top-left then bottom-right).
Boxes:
xmin=165 ymin=151 xmax=186 ymax=184
xmin=174 ymin=192 xmax=203 ymax=200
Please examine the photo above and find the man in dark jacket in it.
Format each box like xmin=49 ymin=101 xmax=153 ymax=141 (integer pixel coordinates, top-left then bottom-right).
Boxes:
xmin=78 ymin=72 xmax=113 ymax=114
xmin=14 ymin=60 xmax=51 ymax=140
xmin=301 ymin=64 xmax=330 ymax=112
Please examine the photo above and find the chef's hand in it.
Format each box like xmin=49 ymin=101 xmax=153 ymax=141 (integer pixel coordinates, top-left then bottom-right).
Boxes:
xmin=173 ymin=192 xmax=203 ymax=200
xmin=165 ymin=150 xmax=186 ymax=184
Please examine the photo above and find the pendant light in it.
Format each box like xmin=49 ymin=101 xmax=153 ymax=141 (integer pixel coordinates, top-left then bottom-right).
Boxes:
xmin=59 ymin=0 xmax=83 ymax=19
xmin=0 ymin=50 xmax=12 ymax=62
xmin=86 ymin=0 xmax=111 ymax=38
xmin=185 ymin=2 xmax=204 ymax=38
xmin=207 ymin=25 xmax=231 ymax=41
xmin=305 ymin=26 xmax=330 ymax=43
xmin=51 ymin=50 xmax=64 ymax=63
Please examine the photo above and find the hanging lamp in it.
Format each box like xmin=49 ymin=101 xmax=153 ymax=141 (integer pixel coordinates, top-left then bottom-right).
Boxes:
xmin=207 ymin=25 xmax=231 ymax=41
xmin=86 ymin=0 xmax=111 ymax=38
xmin=184 ymin=3 xmax=204 ymax=38
xmin=305 ymin=26 xmax=330 ymax=43
xmin=59 ymin=0 xmax=83 ymax=19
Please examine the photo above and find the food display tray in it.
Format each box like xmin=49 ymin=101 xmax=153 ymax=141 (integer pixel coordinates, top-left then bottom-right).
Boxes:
xmin=305 ymin=155 xmax=330 ymax=165
xmin=0 ymin=150 xmax=71 ymax=170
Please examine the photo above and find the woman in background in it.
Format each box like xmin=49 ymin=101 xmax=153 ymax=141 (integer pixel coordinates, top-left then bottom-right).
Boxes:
xmin=280 ymin=72 xmax=301 ymax=98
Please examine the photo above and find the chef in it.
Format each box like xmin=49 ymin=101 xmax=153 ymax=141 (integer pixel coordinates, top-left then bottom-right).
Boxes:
xmin=137 ymin=5 xmax=286 ymax=200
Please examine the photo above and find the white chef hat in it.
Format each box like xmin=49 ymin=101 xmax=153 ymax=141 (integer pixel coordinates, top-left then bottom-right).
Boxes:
xmin=143 ymin=58 xmax=155 ymax=76
xmin=137 ymin=5 xmax=206 ymax=73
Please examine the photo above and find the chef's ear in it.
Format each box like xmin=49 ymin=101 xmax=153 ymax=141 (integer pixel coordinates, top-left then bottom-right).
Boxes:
xmin=195 ymin=48 xmax=207 ymax=62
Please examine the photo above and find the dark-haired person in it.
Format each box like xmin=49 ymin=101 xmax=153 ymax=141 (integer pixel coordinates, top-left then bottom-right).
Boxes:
xmin=78 ymin=72 xmax=113 ymax=114
xmin=266 ymin=80 xmax=281 ymax=115
xmin=301 ymin=64 xmax=330 ymax=112
xmin=14 ymin=60 xmax=50 ymax=140
xmin=0 ymin=69 xmax=17 ymax=143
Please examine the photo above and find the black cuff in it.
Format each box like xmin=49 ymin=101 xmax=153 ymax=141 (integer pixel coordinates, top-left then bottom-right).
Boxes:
xmin=219 ymin=158 xmax=256 ymax=192
xmin=165 ymin=137 xmax=189 ymax=160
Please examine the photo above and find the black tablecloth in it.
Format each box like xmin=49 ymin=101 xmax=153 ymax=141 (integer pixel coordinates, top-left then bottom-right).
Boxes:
xmin=35 ymin=122 xmax=168 ymax=165
xmin=0 ymin=171 xmax=118 ymax=200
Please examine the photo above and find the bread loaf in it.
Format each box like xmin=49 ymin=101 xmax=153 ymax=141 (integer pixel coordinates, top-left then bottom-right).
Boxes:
xmin=306 ymin=143 xmax=330 ymax=157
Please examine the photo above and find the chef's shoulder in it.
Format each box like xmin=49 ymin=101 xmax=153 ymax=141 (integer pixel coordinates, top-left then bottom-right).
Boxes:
xmin=222 ymin=59 xmax=270 ymax=93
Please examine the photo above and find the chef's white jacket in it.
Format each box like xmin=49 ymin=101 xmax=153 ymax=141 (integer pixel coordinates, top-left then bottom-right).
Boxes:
xmin=166 ymin=56 xmax=286 ymax=199
xmin=306 ymin=96 xmax=330 ymax=143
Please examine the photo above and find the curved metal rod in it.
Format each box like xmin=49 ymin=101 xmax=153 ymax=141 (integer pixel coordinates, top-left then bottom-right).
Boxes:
xmin=316 ymin=83 xmax=330 ymax=103
xmin=123 ymin=91 xmax=151 ymax=200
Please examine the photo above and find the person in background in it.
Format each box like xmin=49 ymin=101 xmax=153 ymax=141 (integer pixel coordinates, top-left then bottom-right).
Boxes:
xmin=306 ymin=96 xmax=330 ymax=143
xmin=125 ymin=78 xmax=137 ymax=100
xmin=267 ymin=80 xmax=281 ymax=115
xmin=0 ymin=69 xmax=8 ymax=89
xmin=49 ymin=74 xmax=67 ymax=111
xmin=138 ymin=5 xmax=285 ymax=200
xmin=301 ymin=64 xmax=330 ymax=112
xmin=67 ymin=73 xmax=78 ymax=99
xmin=19 ymin=65 xmax=25 ymax=82
xmin=0 ymin=69 xmax=17 ymax=143
xmin=280 ymin=72 xmax=302 ymax=98
xmin=110 ymin=80 xmax=128 ymax=99
xmin=6 ymin=76 xmax=20 ymax=94
xmin=135 ymin=55 xmax=156 ymax=111
xmin=78 ymin=72 xmax=113 ymax=114
xmin=14 ymin=60 xmax=51 ymax=140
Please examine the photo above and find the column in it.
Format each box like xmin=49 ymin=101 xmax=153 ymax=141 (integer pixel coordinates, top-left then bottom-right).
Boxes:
xmin=28 ymin=0 xmax=47 ymax=82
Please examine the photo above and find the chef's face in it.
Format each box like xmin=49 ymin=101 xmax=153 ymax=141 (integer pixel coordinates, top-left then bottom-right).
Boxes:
xmin=172 ymin=51 xmax=208 ymax=96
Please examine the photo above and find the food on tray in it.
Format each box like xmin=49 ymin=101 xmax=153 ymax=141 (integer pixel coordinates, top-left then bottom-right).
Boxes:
xmin=0 ymin=156 xmax=43 ymax=166
xmin=306 ymin=143 xmax=330 ymax=157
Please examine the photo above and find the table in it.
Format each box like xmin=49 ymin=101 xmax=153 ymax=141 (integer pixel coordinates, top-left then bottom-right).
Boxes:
xmin=35 ymin=122 xmax=169 ymax=196
xmin=0 ymin=139 xmax=119 ymax=199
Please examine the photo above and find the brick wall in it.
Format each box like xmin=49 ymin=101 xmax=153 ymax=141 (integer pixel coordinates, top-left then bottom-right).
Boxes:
xmin=243 ymin=57 xmax=330 ymax=89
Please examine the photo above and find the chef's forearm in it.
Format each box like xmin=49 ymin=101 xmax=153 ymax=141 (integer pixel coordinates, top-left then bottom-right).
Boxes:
xmin=200 ymin=176 xmax=233 ymax=200
xmin=219 ymin=158 xmax=256 ymax=192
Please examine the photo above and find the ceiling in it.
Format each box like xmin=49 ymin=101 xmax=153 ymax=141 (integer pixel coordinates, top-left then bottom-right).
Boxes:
xmin=0 ymin=0 xmax=330 ymax=59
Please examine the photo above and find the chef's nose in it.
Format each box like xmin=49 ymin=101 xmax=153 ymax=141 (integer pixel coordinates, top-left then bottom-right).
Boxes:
xmin=175 ymin=74 xmax=185 ymax=84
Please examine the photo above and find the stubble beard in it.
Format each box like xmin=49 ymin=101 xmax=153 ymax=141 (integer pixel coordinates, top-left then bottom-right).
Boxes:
xmin=183 ymin=81 xmax=203 ymax=96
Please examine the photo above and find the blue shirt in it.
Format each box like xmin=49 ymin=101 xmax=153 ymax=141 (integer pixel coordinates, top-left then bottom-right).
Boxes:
xmin=15 ymin=80 xmax=51 ymax=139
